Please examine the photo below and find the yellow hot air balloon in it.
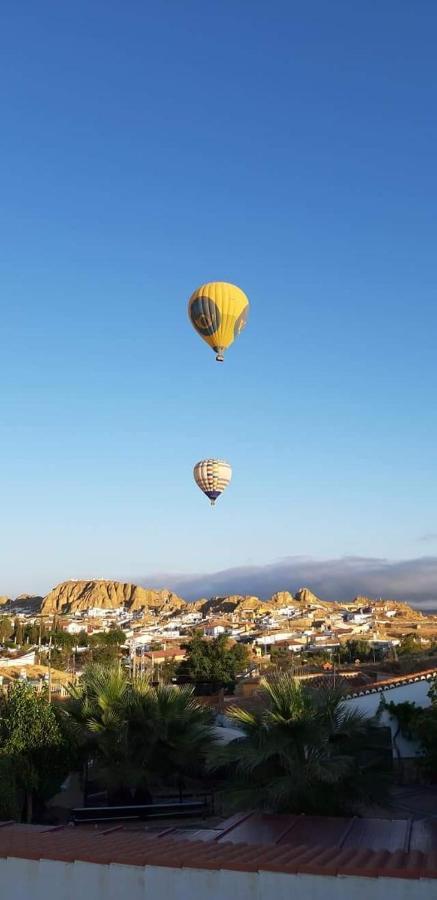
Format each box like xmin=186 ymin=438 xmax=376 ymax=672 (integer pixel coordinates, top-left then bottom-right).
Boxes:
xmin=193 ymin=458 xmax=232 ymax=505
xmin=188 ymin=281 xmax=249 ymax=362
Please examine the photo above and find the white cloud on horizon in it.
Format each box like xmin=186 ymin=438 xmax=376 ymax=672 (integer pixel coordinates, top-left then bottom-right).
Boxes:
xmin=137 ymin=554 xmax=437 ymax=608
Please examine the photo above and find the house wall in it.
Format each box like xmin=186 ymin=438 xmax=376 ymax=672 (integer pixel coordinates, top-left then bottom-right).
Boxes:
xmin=0 ymin=858 xmax=434 ymax=900
xmin=344 ymin=678 xmax=433 ymax=758
xmin=0 ymin=651 xmax=36 ymax=668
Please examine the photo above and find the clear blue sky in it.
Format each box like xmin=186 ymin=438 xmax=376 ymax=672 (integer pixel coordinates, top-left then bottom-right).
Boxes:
xmin=1 ymin=1 xmax=437 ymax=597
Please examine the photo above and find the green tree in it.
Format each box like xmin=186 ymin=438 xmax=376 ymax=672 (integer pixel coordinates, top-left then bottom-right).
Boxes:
xmin=89 ymin=644 xmax=119 ymax=665
xmin=179 ymin=634 xmax=250 ymax=687
xmin=90 ymin=629 xmax=126 ymax=648
xmin=209 ymin=673 xmax=390 ymax=815
xmin=269 ymin=646 xmax=292 ymax=669
xmin=339 ymin=639 xmax=373 ymax=663
xmin=77 ymin=630 xmax=89 ymax=647
xmin=102 ymin=628 xmax=126 ymax=647
xmin=64 ymin=665 xmax=213 ymax=804
xmin=0 ymin=683 xmax=69 ymax=821
xmin=50 ymin=630 xmax=76 ymax=650
xmin=160 ymin=659 xmax=178 ymax=683
xmin=13 ymin=618 xmax=23 ymax=647
xmin=0 ymin=617 xmax=13 ymax=644
xmin=380 ymin=698 xmax=420 ymax=781
xmin=398 ymin=633 xmax=422 ymax=656
xmin=0 ymin=757 xmax=19 ymax=820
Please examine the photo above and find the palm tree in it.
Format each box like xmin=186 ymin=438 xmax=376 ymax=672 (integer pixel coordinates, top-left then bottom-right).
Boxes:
xmin=209 ymin=673 xmax=390 ymax=815
xmin=64 ymin=665 xmax=214 ymax=804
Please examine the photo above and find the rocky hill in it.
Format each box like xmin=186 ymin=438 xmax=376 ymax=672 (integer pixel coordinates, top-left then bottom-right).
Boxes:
xmin=195 ymin=595 xmax=273 ymax=616
xmin=3 ymin=579 xmax=426 ymax=620
xmin=294 ymin=587 xmax=322 ymax=605
xmin=40 ymin=580 xmax=185 ymax=615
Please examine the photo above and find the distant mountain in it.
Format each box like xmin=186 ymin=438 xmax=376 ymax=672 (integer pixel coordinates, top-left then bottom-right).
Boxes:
xmin=0 ymin=595 xmax=43 ymax=614
xmin=40 ymin=580 xmax=185 ymax=616
xmin=0 ymin=579 xmax=425 ymax=621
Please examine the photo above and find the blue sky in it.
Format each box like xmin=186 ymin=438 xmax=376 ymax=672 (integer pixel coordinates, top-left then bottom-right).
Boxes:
xmin=1 ymin=1 xmax=437 ymax=599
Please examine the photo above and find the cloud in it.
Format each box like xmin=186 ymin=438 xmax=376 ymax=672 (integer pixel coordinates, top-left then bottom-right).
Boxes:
xmin=137 ymin=555 xmax=437 ymax=609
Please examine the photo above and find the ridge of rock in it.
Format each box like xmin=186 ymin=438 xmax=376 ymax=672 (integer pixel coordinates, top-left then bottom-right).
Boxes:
xmin=10 ymin=579 xmax=424 ymax=620
xmin=40 ymin=580 xmax=185 ymax=615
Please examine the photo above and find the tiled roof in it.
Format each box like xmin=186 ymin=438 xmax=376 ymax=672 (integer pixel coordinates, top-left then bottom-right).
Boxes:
xmin=1 ymin=814 xmax=437 ymax=880
xmin=345 ymin=668 xmax=437 ymax=698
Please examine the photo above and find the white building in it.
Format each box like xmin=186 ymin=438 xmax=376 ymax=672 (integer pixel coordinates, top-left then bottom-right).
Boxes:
xmin=255 ymin=631 xmax=296 ymax=647
xmin=65 ymin=622 xmax=84 ymax=635
xmin=344 ymin=668 xmax=436 ymax=758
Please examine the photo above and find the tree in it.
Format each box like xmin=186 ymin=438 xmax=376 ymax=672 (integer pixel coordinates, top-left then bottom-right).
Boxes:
xmin=90 ymin=629 xmax=126 ymax=648
xmin=160 ymin=659 xmax=178 ymax=683
xmin=178 ymin=634 xmax=250 ymax=687
xmin=13 ymin=618 xmax=23 ymax=647
xmin=0 ymin=683 xmax=69 ymax=821
xmin=0 ymin=617 xmax=13 ymax=645
xmin=208 ymin=673 xmax=390 ymax=815
xmin=338 ymin=639 xmax=373 ymax=663
xmin=89 ymin=644 xmax=119 ymax=665
xmin=0 ymin=757 xmax=19 ymax=820
xmin=380 ymin=698 xmax=420 ymax=782
xmin=63 ymin=664 xmax=214 ymax=804
xmin=77 ymin=630 xmax=89 ymax=647
xmin=101 ymin=628 xmax=126 ymax=647
xmin=50 ymin=631 xmax=76 ymax=650
xmin=23 ymin=622 xmax=40 ymax=645
xmin=382 ymin=684 xmax=437 ymax=783
xmin=269 ymin=646 xmax=294 ymax=670
xmin=398 ymin=633 xmax=422 ymax=656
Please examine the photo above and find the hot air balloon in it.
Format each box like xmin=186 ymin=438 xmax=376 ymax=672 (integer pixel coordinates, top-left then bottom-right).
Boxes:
xmin=188 ymin=281 xmax=249 ymax=362
xmin=193 ymin=458 xmax=232 ymax=505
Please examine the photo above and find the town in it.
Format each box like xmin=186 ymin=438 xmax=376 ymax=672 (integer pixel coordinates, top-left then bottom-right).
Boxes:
xmin=1 ymin=578 xmax=437 ymax=899
xmin=1 ymin=579 xmax=437 ymax=695
xmin=2 ymin=1 xmax=437 ymax=896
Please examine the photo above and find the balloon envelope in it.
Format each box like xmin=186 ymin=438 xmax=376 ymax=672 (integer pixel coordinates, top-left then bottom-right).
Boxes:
xmin=193 ymin=458 xmax=232 ymax=505
xmin=188 ymin=281 xmax=249 ymax=361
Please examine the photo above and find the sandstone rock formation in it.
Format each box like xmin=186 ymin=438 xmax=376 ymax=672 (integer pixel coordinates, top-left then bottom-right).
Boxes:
xmin=294 ymin=587 xmax=323 ymax=605
xmin=7 ymin=577 xmax=424 ymax=622
xmin=197 ymin=595 xmax=272 ymax=616
xmin=269 ymin=591 xmax=298 ymax=607
xmin=41 ymin=580 xmax=185 ymax=615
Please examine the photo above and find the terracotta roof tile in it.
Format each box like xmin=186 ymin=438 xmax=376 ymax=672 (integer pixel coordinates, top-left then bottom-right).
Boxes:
xmin=345 ymin=668 xmax=437 ymax=698
xmin=1 ymin=815 xmax=437 ymax=880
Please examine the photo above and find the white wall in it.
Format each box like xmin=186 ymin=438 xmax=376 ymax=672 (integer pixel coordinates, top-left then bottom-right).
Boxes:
xmin=0 ymin=858 xmax=435 ymax=900
xmin=0 ymin=651 xmax=36 ymax=668
xmin=345 ymin=677 xmax=433 ymax=758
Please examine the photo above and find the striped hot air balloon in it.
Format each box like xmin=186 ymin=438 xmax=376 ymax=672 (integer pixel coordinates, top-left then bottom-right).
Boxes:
xmin=188 ymin=281 xmax=249 ymax=362
xmin=193 ymin=459 xmax=232 ymax=506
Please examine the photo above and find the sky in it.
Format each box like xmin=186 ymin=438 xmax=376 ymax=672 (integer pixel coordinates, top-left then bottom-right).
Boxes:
xmin=1 ymin=1 xmax=437 ymax=602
